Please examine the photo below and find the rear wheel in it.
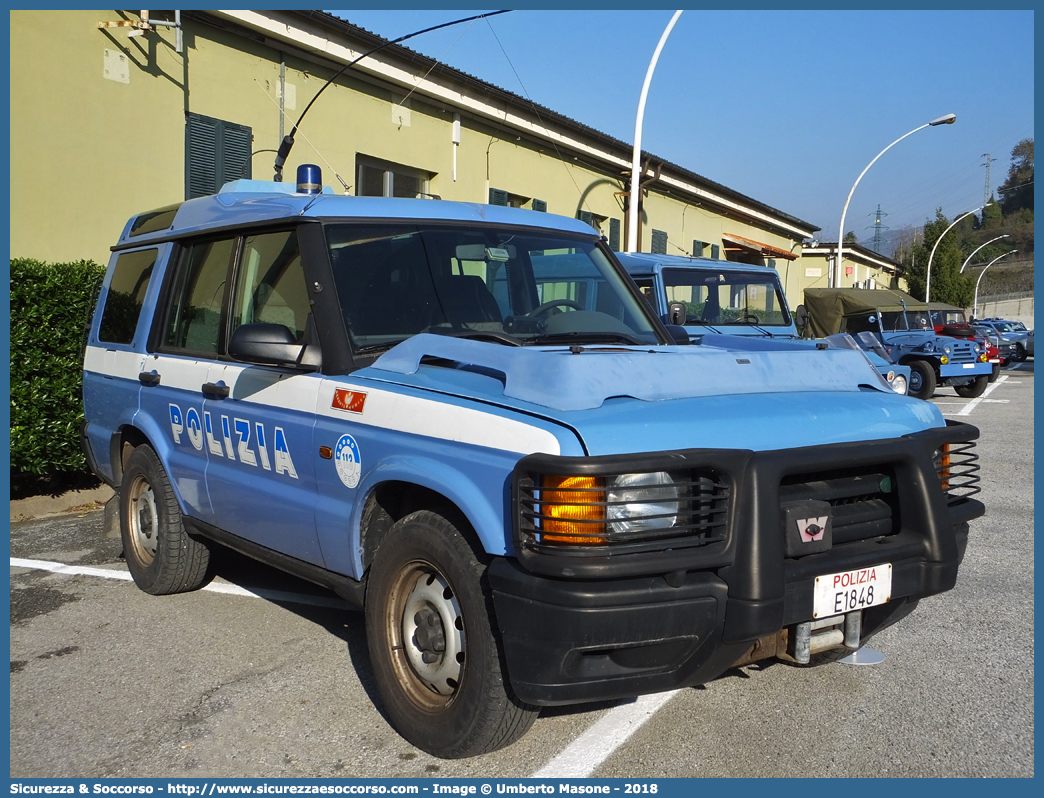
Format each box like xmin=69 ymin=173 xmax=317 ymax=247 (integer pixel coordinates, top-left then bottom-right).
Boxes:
xmin=954 ymin=374 xmax=988 ymax=398
xmin=365 ymin=510 xmax=537 ymax=758
xmin=120 ymin=445 xmax=211 ymax=595
xmin=907 ymin=361 xmax=937 ymax=400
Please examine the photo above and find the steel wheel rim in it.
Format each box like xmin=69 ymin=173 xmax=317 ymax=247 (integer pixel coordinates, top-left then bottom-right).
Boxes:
xmin=909 ymin=369 xmax=923 ymax=392
xmin=387 ymin=561 xmax=466 ymax=709
xmin=127 ymin=474 xmax=159 ymax=564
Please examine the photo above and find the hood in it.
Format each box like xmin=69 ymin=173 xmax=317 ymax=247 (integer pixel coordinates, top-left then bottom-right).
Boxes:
xmin=368 ymin=334 xmax=891 ymax=413
xmin=356 ymin=335 xmax=941 ymax=455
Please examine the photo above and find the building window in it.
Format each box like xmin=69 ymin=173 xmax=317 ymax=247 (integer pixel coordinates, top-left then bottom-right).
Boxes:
xmin=651 ymin=229 xmax=668 ymax=255
xmin=577 ymin=210 xmax=609 ymax=236
xmin=186 ymin=113 xmax=253 ymax=199
xmin=490 ymin=188 xmax=538 ymax=208
xmin=692 ymin=239 xmax=705 ymax=257
xmin=358 ymin=156 xmax=431 ymax=198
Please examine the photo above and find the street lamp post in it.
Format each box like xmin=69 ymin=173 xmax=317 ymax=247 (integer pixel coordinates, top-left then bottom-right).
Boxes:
xmin=960 ymin=234 xmax=1010 ymax=274
xmin=627 ymin=10 xmax=683 ymax=253
xmin=973 ymin=249 xmax=1018 ymax=318
xmin=835 ymin=113 xmax=956 ymax=287
xmin=924 ymin=203 xmax=988 ymax=301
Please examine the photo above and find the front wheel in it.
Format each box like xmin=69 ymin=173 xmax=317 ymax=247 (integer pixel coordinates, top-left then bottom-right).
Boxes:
xmin=988 ymin=363 xmax=1000 ymax=382
xmin=120 ymin=444 xmax=211 ymax=595
xmin=907 ymin=360 xmax=937 ymax=400
xmin=365 ymin=510 xmax=537 ymax=758
xmin=1013 ymin=343 xmax=1026 ymax=362
xmin=954 ymin=374 xmax=988 ymax=398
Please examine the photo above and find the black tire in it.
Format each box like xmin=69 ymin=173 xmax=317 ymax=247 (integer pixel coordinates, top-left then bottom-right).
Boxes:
xmin=907 ymin=360 xmax=937 ymax=400
xmin=988 ymin=363 xmax=1000 ymax=382
xmin=120 ymin=445 xmax=211 ymax=595
xmin=1013 ymin=343 xmax=1026 ymax=362
xmin=954 ymin=374 xmax=988 ymax=398
xmin=365 ymin=510 xmax=537 ymax=758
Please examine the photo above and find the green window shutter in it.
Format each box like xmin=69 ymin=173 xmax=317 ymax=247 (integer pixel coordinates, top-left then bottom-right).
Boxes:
xmin=609 ymin=218 xmax=621 ymax=251
xmin=692 ymin=239 xmax=705 ymax=257
xmin=221 ymin=122 xmax=252 ymax=185
xmin=711 ymin=244 xmax=720 ymax=260
xmin=531 ymin=198 xmax=547 ymax=212
xmin=651 ymin=229 xmax=668 ymax=255
xmin=186 ymin=113 xmax=253 ymax=199
xmin=577 ymin=210 xmax=595 ymax=228
xmin=489 ymin=188 xmax=508 ymax=206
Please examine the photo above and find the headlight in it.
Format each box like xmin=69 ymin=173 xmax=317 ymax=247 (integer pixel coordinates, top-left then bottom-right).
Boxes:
xmin=944 ymin=345 xmax=951 ymax=355
xmin=607 ymin=471 xmax=680 ymax=534
xmin=921 ymin=341 xmax=936 ymax=352
xmin=892 ymin=374 xmax=908 ymax=395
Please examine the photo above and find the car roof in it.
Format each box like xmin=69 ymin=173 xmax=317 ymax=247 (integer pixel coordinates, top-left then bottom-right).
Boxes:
xmin=614 ymin=252 xmax=774 ymax=277
xmin=114 ymin=180 xmax=597 ymax=250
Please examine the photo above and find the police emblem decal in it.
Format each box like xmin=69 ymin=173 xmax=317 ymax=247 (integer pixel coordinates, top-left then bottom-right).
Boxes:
xmin=797 ymin=516 xmax=828 ymax=542
xmin=334 ymin=434 xmax=362 ymax=488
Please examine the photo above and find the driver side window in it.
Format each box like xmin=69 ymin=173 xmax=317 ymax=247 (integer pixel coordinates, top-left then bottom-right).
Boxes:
xmin=231 ymin=230 xmax=310 ymax=343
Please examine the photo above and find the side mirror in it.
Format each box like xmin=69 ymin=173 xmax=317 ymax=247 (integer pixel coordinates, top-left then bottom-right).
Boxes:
xmin=663 ymin=324 xmax=690 ymax=345
xmin=794 ymin=304 xmax=808 ymax=327
xmin=667 ymin=301 xmax=687 ymax=326
xmin=228 ymin=323 xmax=305 ymax=367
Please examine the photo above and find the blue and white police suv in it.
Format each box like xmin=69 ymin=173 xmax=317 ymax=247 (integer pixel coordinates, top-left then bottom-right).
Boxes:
xmin=82 ymin=170 xmax=984 ymax=758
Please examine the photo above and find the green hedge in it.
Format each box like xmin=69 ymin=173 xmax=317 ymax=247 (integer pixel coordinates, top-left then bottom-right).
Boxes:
xmin=10 ymin=258 xmax=107 ymax=477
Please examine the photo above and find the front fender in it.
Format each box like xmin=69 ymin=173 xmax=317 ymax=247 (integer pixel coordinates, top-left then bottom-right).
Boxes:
xmin=349 ymin=452 xmax=515 ymax=576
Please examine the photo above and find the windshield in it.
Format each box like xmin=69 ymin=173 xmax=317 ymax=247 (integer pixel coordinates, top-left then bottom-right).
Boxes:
xmin=661 ymin=268 xmax=791 ymax=327
xmin=325 ymin=224 xmax=661 ymax=352
xmin=931 ymin=309 xmax=966 ymax=326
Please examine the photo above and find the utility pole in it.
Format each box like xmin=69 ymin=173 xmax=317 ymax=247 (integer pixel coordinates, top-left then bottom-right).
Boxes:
xmin=981 ymin=153 xmax=997 ymax=207
xmin=866 ymin=204 xmax=889 ymax=254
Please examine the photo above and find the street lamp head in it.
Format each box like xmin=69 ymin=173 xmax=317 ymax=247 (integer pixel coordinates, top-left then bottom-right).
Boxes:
xmin=929 ymin=113 xmax=957 ymax=126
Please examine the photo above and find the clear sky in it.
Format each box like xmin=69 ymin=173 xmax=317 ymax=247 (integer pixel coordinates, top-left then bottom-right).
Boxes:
xmin=327 ymin=7 xmax=1034 ymax=249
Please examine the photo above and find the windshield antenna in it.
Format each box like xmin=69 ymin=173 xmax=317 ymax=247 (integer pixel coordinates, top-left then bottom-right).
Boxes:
xmin=273 ymin=10 xmax=511 ymax=181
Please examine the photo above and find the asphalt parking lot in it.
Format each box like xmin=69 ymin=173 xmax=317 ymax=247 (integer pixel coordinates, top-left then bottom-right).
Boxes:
xmin=9 ymin=362 xmax=1034 ymax=778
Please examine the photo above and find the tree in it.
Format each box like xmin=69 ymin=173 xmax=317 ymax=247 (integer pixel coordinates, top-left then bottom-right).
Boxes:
xmin=998 ymin=138 xmax=1033 ymax=215
xmin=906 ymin=208 xmax=974 ymax=306
xmin=843 ymin=231 xmax=859 ymax=244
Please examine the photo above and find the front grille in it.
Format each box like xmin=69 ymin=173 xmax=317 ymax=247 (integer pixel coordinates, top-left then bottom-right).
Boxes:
xmin=949 ymin=341 xmax=976 ymax=363
xmin=936 ymin=441 xmax=981 ymax=504
xmin=517 ymin=469 xmax=729 ymax=557
xmin=779 ymin=468 xmax=898 ymax=545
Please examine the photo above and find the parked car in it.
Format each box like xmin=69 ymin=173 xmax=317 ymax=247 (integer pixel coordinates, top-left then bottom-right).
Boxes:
xmin=81 ymin=169 xmax=984 ymax=758
xmin=802 ymin=288 xmax=991 ymax=400
xmin=614 ymin=253 xmax=910 ymax=394
xmin=929 ymin=302 xmax=1005 ymax=381
xmin=974 ymin=318 xmax=1033 ymax=362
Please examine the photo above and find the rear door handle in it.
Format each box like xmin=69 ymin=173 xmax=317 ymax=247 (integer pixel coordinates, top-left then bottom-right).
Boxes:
xmin=138 ymin=371 xmax=161 ymax=386
xmin=202 ymin=382 xmax=230 ymax=398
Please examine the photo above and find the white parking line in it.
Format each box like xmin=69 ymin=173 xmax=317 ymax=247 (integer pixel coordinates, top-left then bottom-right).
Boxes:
xmin=531 ymin=690 xmax=680 ymax=777
xmin=9 ymin=557 xmax=351 ymax=609
xmin=957 ymin=374 xmax=1009 ymax=416
xmin=16 ymin=552 xmax=677 ymax=773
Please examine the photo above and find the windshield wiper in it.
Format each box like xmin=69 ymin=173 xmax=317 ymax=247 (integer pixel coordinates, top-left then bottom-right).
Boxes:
xmin=525 ymin=331 xmax=645 ymax=346
xmin=429 ymin=329 xmax=523 ymax=347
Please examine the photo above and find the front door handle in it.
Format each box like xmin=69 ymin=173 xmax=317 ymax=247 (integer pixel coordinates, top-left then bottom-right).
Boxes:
xmin=138 ymin=371 xmax=161 ymax=386
xmin=202 ymin=382 xmax=230 ymax=398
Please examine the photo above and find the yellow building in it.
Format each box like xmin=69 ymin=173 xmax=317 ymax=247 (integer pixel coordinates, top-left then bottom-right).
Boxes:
xmin=798 ymin=242 xmax=907 ymax=296
xmin=11 ymin=9 xmax=821 ymax=298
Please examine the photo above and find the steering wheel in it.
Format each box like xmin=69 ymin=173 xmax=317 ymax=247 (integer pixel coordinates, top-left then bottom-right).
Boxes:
xmin=740 ymin=312 xmax=760 ymax=324
xmin=526 ymin=299 xmax=584 ymax=317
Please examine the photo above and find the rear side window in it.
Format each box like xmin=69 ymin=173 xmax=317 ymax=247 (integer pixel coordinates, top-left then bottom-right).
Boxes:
xmin=98 ymin=248 xmax=158 ymax=344
xmin=164 ymin=238 xmax=236 ymax=354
